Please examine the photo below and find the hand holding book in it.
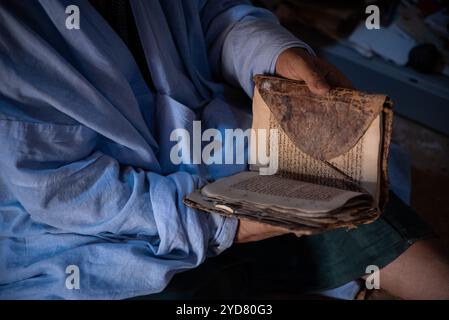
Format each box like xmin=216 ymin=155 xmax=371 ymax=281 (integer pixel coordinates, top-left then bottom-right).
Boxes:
xmin=184 ymin=74 xmax=393 ymax=236
xmin=233 ymin=48 xmax=357 ymax=243
xmin=275 ymin=47 xmax=353 ymax=94
xmin=235 ymin=219 xmax=303 ymax=243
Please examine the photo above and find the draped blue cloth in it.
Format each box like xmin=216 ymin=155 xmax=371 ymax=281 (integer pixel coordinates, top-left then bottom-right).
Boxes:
xmin=0 ymin=0 xmax=313 ymax=299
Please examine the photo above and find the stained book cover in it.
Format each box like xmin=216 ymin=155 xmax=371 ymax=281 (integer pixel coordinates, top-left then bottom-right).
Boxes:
xmin=184 ymin=75 xmax=393 ymax=235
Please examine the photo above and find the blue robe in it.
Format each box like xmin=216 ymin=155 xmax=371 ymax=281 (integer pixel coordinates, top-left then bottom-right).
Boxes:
xmin=0 ymin=0 xmax=312 ymax=299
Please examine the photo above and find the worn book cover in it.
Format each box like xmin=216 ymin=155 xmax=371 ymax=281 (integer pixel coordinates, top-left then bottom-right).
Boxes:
xmin=184 ymin=75 xmax=393 ymax=235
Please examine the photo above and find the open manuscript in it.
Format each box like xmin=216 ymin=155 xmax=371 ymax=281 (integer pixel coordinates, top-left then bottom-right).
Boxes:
xmin=184 ymin=75 xmax=393 ymax=235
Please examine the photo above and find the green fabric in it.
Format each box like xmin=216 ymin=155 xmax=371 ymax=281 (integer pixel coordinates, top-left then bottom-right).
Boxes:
xmin=136 ymin=192 xmax=434 ymax=299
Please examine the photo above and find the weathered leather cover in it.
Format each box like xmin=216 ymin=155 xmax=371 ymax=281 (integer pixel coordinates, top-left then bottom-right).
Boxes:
xmin=253 ymin=75 xmax=393 ymax=209
xmin=254 ymin=75 xmax=389 ymax=160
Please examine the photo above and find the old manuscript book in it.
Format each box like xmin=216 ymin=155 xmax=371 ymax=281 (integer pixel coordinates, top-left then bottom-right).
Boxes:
xmin=184 ymin=75 xmax=393 ymax=235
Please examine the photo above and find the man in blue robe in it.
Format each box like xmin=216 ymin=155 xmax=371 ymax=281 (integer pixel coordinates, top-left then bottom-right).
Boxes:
xmin=0 ymin=0 xmax=448 ymax=299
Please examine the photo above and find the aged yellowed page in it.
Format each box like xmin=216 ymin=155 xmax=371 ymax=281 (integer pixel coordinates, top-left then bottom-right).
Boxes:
xmin=202 ymin=171 xmax=366 ymax=214
xmin=250 ymin=87 xmax=272 ymax=172
xmin=330 ymin=115 xmax=381 ymax=198
xmin=271 ymin=113 xmax=381 ymax=197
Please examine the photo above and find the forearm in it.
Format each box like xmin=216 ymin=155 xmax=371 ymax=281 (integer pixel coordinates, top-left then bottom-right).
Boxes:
xmin=0 ymin=119 xmax=237 ymax=298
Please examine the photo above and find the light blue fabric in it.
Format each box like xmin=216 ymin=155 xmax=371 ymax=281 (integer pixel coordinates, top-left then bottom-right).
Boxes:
xmin=0 ymin=0 xmax=312 ymax=299
xmin=319 ymin=280 xmax=362 ymax=300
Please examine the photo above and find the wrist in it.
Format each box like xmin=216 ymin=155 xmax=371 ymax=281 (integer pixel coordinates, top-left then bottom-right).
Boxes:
xmin=208 ymin=214 xmax=239 ymax=254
